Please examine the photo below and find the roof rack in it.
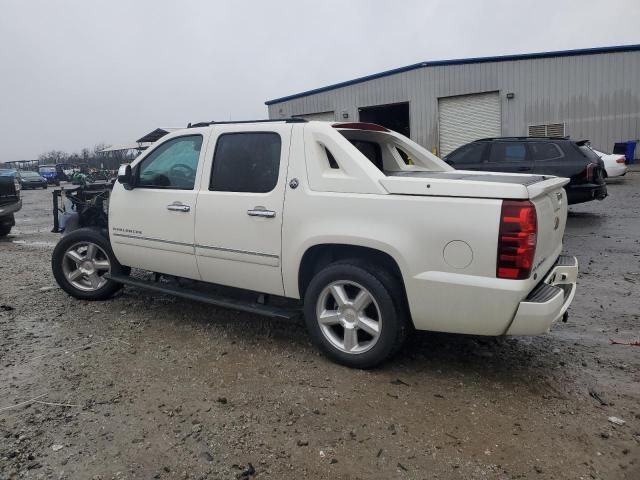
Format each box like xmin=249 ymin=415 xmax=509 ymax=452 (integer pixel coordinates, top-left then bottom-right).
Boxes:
xmin=187 ymin=118 xmax=307 ymax=128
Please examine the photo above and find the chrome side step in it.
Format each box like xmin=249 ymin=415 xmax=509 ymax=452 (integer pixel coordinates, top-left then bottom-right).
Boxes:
xmin=106 ymin=274 xmax=301 ymax=321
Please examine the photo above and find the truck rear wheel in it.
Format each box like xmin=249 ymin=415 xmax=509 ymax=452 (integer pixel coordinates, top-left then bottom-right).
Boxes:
xmin=303 ymin=262 xmax=408 ymax=368
xmin=52 ymin=228 xmax=128 ymax=300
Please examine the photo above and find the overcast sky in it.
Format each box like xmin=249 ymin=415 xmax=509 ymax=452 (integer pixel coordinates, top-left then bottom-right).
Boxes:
xmin=1 ymin=0 xmax=638 ymax=162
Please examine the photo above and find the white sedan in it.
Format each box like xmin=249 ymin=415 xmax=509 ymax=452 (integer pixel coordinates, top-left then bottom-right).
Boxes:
xmin=591 ymin=147 xmax=628 ymax=178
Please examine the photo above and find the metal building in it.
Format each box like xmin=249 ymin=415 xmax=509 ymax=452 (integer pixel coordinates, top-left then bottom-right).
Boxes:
xmin=266 ymin=45 xmax=640 ymax=158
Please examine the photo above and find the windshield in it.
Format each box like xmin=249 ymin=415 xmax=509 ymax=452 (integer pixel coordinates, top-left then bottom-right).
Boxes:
xmin=0 ymin=169 xmax=16 ymax=176
xmin=21 ymin=171 xmax=40 ymax=177
xmin=39 ymin=167 xmax=56 ymax=173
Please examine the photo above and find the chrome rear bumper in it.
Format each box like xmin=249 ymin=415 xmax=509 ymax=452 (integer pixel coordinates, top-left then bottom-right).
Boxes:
xmin=505 ymin=255 xmax=578 ymax=335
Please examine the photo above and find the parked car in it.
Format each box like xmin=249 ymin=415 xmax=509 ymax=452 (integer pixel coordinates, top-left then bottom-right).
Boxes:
xmin=50 ymin=120 xmax=577 ymax=368
xmin=588 ymin=147 xmax=627 ymax=179
xmin=0 ymin=168 xmax=18 ymax=177
xmin=38 ymin=165 xmax=61 ymax=185
xmin=0 ymin=171 xmax=22 ymax=236
xmin=444 ymin=137 xmax=607 ymax=205
xmin=18 ymin=170 xmax=48 ymax=189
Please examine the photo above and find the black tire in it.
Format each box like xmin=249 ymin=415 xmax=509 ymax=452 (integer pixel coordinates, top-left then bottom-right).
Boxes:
xmin=303 ymin=261 xmax=408 ymax=369
xmin=52 ymin=228 xmax=128 ymax=300
xmin=0 ymin=223 xmax=12 ymax=237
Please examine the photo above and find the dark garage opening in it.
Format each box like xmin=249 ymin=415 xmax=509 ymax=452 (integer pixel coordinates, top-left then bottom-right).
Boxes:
xmin=358 ymin=102 xmax=410 ymax=137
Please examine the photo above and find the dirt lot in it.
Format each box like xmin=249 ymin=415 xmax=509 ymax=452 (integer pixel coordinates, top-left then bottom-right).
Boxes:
xmin=1 ymin=174 xmax=639 ymax=480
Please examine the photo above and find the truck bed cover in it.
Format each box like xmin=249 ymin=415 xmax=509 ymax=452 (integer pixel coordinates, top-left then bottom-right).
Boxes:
xmin=386 ymin=171 xmax=550 ymax=186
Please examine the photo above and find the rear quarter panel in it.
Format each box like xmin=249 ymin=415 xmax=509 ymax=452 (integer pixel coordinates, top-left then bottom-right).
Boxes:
xmin=281 ymin=126 xmax=569 ymax=335
xmin=282 ymin=185 xmax=549 ymax=334
xmin=281 ymin=135 xmax=536 ymax=334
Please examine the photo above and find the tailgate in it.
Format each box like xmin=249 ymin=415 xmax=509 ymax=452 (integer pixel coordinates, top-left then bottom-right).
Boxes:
xmin=529 ymin=178 xmax=569 ymax=280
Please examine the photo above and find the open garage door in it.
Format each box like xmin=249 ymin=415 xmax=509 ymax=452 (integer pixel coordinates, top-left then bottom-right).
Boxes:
xmin=358 ymin=102 xmax=410 ymax=138
xmin=293 ymin=111 xmax=335 ymax=121
xmin=438 ymin=92 xmax=501 ymax=156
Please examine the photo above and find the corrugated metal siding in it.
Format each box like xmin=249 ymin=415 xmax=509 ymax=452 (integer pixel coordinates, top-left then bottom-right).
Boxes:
xmin=293 ymin=111 xmax=335 ymax=121
xmin=438 ymin=92 xmax=501 ymax=155
xmin=267 ymin=50 xmax=640 ymax=158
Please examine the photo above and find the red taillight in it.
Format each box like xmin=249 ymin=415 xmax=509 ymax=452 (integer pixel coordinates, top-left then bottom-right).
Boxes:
xmin=584 ymin=163 xmax=595 ymax=181
xmin=497 ymin=200 xmax=537 ymax=280
xmin=616 ymin=157 xmax=626 ymax=164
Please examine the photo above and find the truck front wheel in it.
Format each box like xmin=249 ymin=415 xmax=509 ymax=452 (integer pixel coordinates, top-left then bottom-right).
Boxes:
xmin=303 ymin=262 xmax=408 ymax=368
xmin=51 ymin=228 xmax=128 ymax=300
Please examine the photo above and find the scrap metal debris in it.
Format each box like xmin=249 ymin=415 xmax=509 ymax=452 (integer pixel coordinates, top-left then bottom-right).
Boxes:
xmin=609 ymin=338 xmax=640 ymax=346
xmin=390 ymin=378 xmax=410 ymax=386
xmin=588 ymin=389 xmax=608 ymax=406
xmin=608 ymin=416 xmax=626 ymax=426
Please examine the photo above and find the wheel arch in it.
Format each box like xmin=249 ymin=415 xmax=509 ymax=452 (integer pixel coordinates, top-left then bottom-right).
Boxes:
xmin=51 ymin=226 xmax=128 ymax=300
xmin=297 ymin=243 xmax=408 ymax=307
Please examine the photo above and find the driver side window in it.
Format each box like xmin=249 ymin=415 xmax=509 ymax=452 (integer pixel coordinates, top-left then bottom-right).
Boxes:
xmin=137 ymin=135 xmax=203 ymax=189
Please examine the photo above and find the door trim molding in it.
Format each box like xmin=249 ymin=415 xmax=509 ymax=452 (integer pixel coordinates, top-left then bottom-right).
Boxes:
xmin=112 ymin=232 xmax=279 ymax=261
xmin=195 ymin=243 xmax=279 ymax=259
xmin=111 ymin=233 xmax=280 ymax=260
xmin=112 ymin=232 xmax=193 ymax=247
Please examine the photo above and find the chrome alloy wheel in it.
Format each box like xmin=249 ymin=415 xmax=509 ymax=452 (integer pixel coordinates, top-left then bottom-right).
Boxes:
xmin=61 ymin=242 xmax=111 ymax=292
xmin=315 ymin=281 xmax=382 ymax=354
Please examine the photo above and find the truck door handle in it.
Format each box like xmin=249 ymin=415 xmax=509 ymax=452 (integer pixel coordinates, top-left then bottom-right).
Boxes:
xmin=167 ymin=202 xmax=190 ymax=212
xmin=247 ymin=208 xmax=276 ymax=218
xmin=517 ymin=166 xmax=530 ymax=171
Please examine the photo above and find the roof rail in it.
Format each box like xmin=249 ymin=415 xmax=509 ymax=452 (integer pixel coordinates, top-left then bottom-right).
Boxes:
xmin=475 ymin=136 xmax=570 ymax=141
xmin=187 ymin=118 xmax=307 ymax=128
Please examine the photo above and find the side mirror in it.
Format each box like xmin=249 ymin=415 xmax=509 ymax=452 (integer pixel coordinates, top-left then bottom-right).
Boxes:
xmin=117 ymin=164 xmax=133 ymax=190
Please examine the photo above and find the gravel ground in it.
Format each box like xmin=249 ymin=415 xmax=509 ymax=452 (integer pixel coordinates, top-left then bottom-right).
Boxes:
xmin=1 ymin=174 xmax=639 ymax=480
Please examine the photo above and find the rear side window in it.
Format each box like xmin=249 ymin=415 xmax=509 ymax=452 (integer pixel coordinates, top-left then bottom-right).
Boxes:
xmin=489 ymin=142 xmax=527 ymax=162
xmin=530 ymin=143 xmax=564 ymax=161
xmin=446 ymin=143 xmax=486 ymax=165
xmin=579 ymin=145 xmax=601 ymax=162
xmin=210 ymin=132 xmax=281 ymax=193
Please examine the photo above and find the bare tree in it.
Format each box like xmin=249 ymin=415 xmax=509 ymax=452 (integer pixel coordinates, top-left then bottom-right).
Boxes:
xmin=38 ymin=150 xmax=68 ymax=165
xmin=36 ymin=142 xmax=138 ymax=171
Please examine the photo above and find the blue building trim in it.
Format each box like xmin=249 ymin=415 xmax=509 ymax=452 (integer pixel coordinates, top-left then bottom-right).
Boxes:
xmin=265 ymin=44 xmax=640 ymax=106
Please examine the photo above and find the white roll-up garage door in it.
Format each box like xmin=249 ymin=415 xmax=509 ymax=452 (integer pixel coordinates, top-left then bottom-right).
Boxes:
xmin=438 ymin=92 xmax=501 ymax=156
xmin=293 ymin=111 xmax=335 ymax=121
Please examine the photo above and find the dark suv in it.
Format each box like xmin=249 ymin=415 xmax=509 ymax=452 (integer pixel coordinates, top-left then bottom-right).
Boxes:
xmin=0 ymin=170 xmax=22 ymax=236
xmin=444 ymin=137 xmax=607 ymax=205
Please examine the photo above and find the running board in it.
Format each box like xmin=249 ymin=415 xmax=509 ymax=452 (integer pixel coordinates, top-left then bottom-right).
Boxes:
xmin=105 ymin=274 xmax=301 ymax=321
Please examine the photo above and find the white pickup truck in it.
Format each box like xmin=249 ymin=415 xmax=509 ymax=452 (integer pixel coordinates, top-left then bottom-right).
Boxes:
xmin=51 ymin=119 xmax=578 ymax=368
